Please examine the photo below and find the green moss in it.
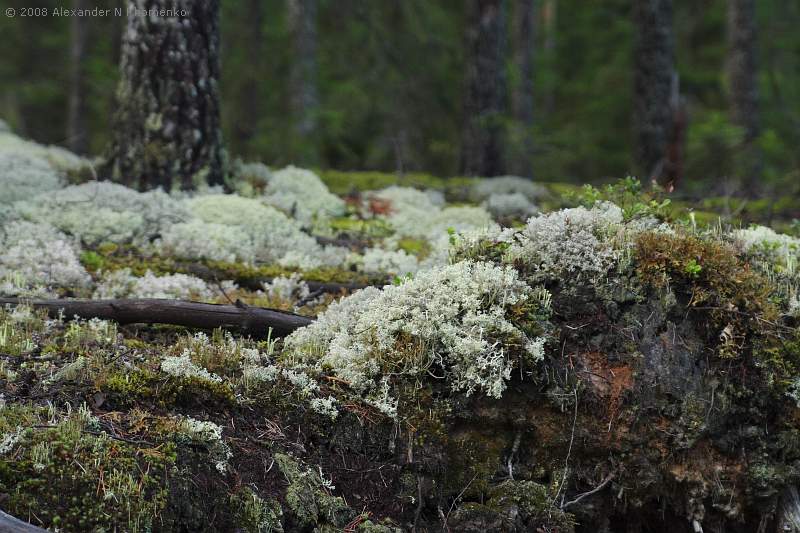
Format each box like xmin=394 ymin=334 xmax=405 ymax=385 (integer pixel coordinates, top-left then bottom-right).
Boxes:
xmin=99 ymin=368 xmax=160 ymax=407
xmin=99 ymin=368 xmax=236 ymax=409
xmin=396 ymin=237 xmax=431 ymax=258
xmin=0 ymin=425 xmax=174 ymax=532
xmin=485 ymin=480 xmax=575 ymax=530
xmin=78 ymin=244 xmax=371 ymax=289
xmin=202 ymin=259 xmax=369 ymax=286
xmin=274 ymin=452 xmax=353 ymax=528
xmin=701 ymin=195 xmax=800 ymax=226
xmin=160 ymin=375 xmax=237 ymax=409
xmin=80 ymin=245 xmax=182 ymax=277
xmin=635 ymin=231 xmax=779 ymax=354
xmin=230 ymin=487 xmax=284 ymax=533
xmin=318 ymin=169 xmax=470 ymax=195
xmin=355 ymin=518 xmax=403 ymax=532
xmin=445 ymin=428 xmax=510 ymax=497
xmin=79 ymin=250 xmax=105 ymax=272
xmin=746 ymin=460 xmax=795 ymax=499
xmin=757 ymin=333 xmax=800 ymax=392
xmin=329 ymin=217 xmax=394 ymax=238
xmin=123 ymin=338 xmax=150 ymax=350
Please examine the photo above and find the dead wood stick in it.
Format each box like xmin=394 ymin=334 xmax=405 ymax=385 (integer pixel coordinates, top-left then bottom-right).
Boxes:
xmin=0 ymin=298 xmax=312 ymax=338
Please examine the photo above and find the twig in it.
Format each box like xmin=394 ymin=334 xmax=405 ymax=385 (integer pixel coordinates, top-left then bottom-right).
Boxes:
xmin=560 ymin=472 xmax=616 ymax=510
xmin=554 ymin=386 xmax=579 ymax=507
xmin=214 ymin=278 xmax=235 ymax=305
xmin=507 ymin=431 xmax=522 ymax=481
xmin=444 ymin=472 xmax=478 ymax=530
xmin=295 ymin=288 xmax=325 ymax=309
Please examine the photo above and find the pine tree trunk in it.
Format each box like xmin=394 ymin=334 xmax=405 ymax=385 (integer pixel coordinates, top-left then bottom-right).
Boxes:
xmin=727 ymin=0 xmax=761 ymax=194
xmin=510 ymin=0 xmax=535 ymax=177
xmin=633 ymin=0 xmax=675 ymax=184
xmin=287 ymin=0 xmax=319 ymax=166
xmin=66 ymin=0 xmax=89 ymax=155
xmin=461 ymin=0 xmax=508 ymax=177
xmin=104 ymin=0 xmax=225 ymax=191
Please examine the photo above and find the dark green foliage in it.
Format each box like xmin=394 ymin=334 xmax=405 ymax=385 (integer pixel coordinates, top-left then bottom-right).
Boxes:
xmin=3 ymin=0 xmax=800 ymax=196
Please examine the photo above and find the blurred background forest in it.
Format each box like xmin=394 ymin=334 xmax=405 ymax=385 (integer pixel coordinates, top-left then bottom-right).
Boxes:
xmin=0 ymin=0 xmax=798 ymax=201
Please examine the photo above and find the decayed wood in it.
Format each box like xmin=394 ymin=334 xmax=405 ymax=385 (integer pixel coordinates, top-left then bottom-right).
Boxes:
xmin=0 ymin=510 xmax=49 ymax=532
xmin=0 ymin=298 xmax=312 ymax=338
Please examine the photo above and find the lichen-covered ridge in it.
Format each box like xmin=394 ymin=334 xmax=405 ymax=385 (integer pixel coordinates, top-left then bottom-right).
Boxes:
xmin=3 ymin=132 xmax=800 ymax=531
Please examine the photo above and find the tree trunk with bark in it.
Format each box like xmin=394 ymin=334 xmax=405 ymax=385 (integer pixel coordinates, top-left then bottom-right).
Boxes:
xmin=727 ymin=0 xmax=761 ymax=195
xmin=461 ymin=0 xmax=508 ymax=177
xmin=287 ymin=0 xmax=320 ymax=166
xmin=66 ymin=0 xmax=89 ymax=155
xmin=633 ymin=0 xmax=675 ymax=185
xmin=510 ymin=0 xmax=535 ymax=177
xmin=104 ymin=0 xmax=225 ymax=191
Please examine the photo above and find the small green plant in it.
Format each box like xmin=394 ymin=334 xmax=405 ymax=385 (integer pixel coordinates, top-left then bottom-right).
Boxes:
xmin=0 ymin=319 xmax=36 ymax=355
xmin=79 ymin=251 xmax=105 ymax=272
xmin=573 ymin=176 xmax=672 ymax=221
xmin=447 ymin=226 xmax=457 ymax=245
xmin=684 ymin=258 xmax=703 ymax=278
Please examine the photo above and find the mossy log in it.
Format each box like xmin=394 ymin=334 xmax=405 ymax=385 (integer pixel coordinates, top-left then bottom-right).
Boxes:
xmin=0 ymin=298 xmax=312 ymax=337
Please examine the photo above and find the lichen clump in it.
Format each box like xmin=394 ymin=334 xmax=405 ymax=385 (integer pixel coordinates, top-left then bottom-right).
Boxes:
xmin=285 ymin=260 xmax=551 ymax=415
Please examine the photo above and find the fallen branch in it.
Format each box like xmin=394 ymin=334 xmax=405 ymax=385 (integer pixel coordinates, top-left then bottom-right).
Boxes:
xmin=0 ymin=510 xmax=49 ymax=532
xmin=0 ymin=298 xmax=312 ymax=338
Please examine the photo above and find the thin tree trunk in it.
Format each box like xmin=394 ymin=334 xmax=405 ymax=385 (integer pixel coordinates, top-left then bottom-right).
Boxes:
xmin=0 ymin=298 xmax=312 ymax=338
xmin=633 ymin=0 xmax=675 ymax=185
xmin=461 ymin=0 xmax=508 ymax=177
xmin=233 ymin=0 xmax=263 ymax=152
xmin=727 ymin=0 xmax=761 ymax=195
xmin=67 ymin=0 xmax=89 ymax=155
xmin=104 ymin=0 xmax=225 ymax=191
xmin=541 ymin=0 xmax=556 ymax=114
xmin=510 ymin=0 xmax=535 ymax=177
xmin=287 ymin=0 xmax=319 ymax=165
